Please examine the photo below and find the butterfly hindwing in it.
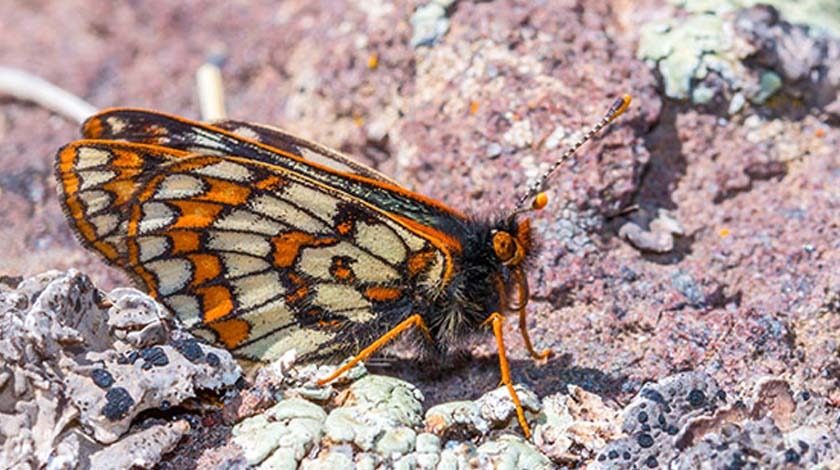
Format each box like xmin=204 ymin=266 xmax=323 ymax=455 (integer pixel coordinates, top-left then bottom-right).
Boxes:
xmin=55 ymin=141 xmax=190 ymax=265
xmin=59 ymin=141 xmax=450 ymax=362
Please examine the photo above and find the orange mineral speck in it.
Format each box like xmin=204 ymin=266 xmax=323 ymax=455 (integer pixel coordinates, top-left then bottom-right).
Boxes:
xmin=469 ymin=100 xmax=479 ymax=115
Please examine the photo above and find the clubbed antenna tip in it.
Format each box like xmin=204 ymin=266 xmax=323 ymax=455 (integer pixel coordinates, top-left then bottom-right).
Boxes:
xmin=514 ymin=94 xmax=632 ymax=211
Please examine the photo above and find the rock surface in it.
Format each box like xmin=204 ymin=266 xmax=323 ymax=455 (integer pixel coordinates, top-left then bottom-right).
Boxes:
xmin=0 ymin=271 xmax=240 ymax=468
xmin=0 ymin=0 xmax=838 ymax=468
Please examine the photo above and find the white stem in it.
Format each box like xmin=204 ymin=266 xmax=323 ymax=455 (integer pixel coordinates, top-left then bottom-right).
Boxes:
xmin=0 ymin=67 xmax=97 ymax=124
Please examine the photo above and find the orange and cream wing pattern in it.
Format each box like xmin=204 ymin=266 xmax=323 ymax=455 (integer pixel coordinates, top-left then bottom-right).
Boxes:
xmin=56 ymin=141 xmax=448 ymax=361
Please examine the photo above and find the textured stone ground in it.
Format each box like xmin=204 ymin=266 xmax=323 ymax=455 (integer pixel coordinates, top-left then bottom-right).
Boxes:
xmin=0 ymin=0 xmax=837 ymax=468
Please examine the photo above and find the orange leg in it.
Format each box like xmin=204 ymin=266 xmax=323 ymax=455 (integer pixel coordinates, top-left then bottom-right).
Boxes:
xmin=513 ymin=269 xmax=551 ymax=361
xmin=317 ymin=314 xmax=432 ymax=385
xmin=483 ymin=312 xmax=532 ymax=439
xmin=518 ymin=306 xmax=552 ymax=360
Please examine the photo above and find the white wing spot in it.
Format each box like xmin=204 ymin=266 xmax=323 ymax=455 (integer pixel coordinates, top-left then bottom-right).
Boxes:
xmin=166 ymin=294 xmax=201 ymax=327
xmin=137 ymin=236 xmax=170 ymax=262
xmin=77 ymin=170 xmax=116 ymax=191
xmin=206 ymin=230 xmax=272 ymax=257
xmin=138 ymin=202 xmax=177 ymax=233
xmin=155 ymin=174 xmax=207 ymax=199
xmin=214 ymin=208 xmax=288 ymax=235
xmin=249 ymin=194 xmax=329 ymax=233
xmin=77 ymin=189 xmax=112 ymax=215
xmin=76 ymin=147 xmax=112 ymax=169
xmin=146 ymin=258 xmax=192 ymax=296
xmin=193 ymin=160 xmax=253 ymax=181
xmin=232 ymin=271 xmax=284 ymax=310
xmin=354 ymin=221 xmax=406 ymax=265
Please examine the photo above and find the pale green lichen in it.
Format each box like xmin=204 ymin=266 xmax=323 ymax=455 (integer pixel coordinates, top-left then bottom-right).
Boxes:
xmin=676 ymin=0 xmax=840 ymax=36
xmin=637 ymin=12 xmax=744 ymax=101
xmin=232 ymin=398 xmax=326 ymax=466
xmin=638 ymin=0 xmax=840 ymax=108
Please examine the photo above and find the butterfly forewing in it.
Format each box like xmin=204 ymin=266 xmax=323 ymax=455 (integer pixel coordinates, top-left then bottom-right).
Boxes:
xmin=82 ymin=109 xmax=467 ymax=231
xmin=60 ymin=139 xmax=449 ymax=362
xmin=212 ymin=119 xmax=399 ymax=185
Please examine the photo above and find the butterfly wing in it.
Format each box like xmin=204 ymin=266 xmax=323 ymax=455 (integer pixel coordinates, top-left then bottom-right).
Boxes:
xmin=57 ymin=142 xmax=450 ymax=361
xmin=211 ymin=119 xmax=399 ymax=185
xmin=55 ymin=141 xmax=189 ymax=264
xmin=81 ymin=109 xmax=466 ymax=230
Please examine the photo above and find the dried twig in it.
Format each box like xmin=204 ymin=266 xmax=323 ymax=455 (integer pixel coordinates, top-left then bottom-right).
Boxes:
xmin=0 ymin=66 xmax=97 ymax=124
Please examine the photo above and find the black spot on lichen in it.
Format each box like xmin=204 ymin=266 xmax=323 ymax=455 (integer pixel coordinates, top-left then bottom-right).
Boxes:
xmin=638 ymin=433 xmax=654 ymax=448
xmin=102 ymin=387 xmax=134 ymax=421
xmin=688 ymin=389 xmax=706 ymax=407
xmin=91 ymin=368 xmax=114 ymax=388
xmin=784 ymin=448 xmax=800 ymax=463
xmin=206 ymin=352 xmax=220 ymax=367
xmin=173 ymin=338 xmax=205 ymax=362
xmin=645 ymin=455 xmax=659 ymax=468
xmin=638 ymin=411 xmax=649 ymax=423
xmin=641 ymin=388 xmax=667 ymax=405
xmin=141 ymin=346 xmax=169 ymax=367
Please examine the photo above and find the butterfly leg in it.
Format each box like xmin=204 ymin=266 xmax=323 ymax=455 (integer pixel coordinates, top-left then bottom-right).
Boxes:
xmin=483 ymin=312 xmax=532 ymax=439
xmin=512 ymin=269 xmax=552 ymax=361
xmin=518 ymin=306 xmax=552 ymax=361
xmin=317 ymin=313 xmax=432 ymax=385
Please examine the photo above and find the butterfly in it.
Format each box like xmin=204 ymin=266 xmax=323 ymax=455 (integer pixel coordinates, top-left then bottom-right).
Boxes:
xmin=55 ymin=95 xmax=630 ymax=438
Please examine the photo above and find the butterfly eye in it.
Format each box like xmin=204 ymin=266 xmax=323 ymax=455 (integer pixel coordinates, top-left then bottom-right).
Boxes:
xmin=493 ymin=231 xmax=519 ymax=264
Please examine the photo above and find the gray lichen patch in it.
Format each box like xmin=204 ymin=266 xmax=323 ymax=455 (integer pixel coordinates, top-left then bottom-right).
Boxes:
xmin=0 ymin=270 xmax=240 ymax=468
xmin=425 ymin=385 xmax=541 ymax=439
xmin=533 ymin=385 xmax=622 ymax=464
xmin=592 ymin=372 xmax=840 ymax=468
xmin=88 ymin=420 xmax=191 ymax=470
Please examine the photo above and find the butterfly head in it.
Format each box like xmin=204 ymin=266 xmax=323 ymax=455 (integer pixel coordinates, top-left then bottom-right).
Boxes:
xmin=490 ymin=95 xmax=631 ymax=313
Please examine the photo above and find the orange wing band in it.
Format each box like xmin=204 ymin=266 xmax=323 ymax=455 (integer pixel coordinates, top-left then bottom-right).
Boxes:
xmin=316 ymin=314 xmax=432 ymax=385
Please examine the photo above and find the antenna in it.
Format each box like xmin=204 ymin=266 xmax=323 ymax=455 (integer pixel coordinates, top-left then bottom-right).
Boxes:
xmin=514 ymin=94 xmax=631 ymax=210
